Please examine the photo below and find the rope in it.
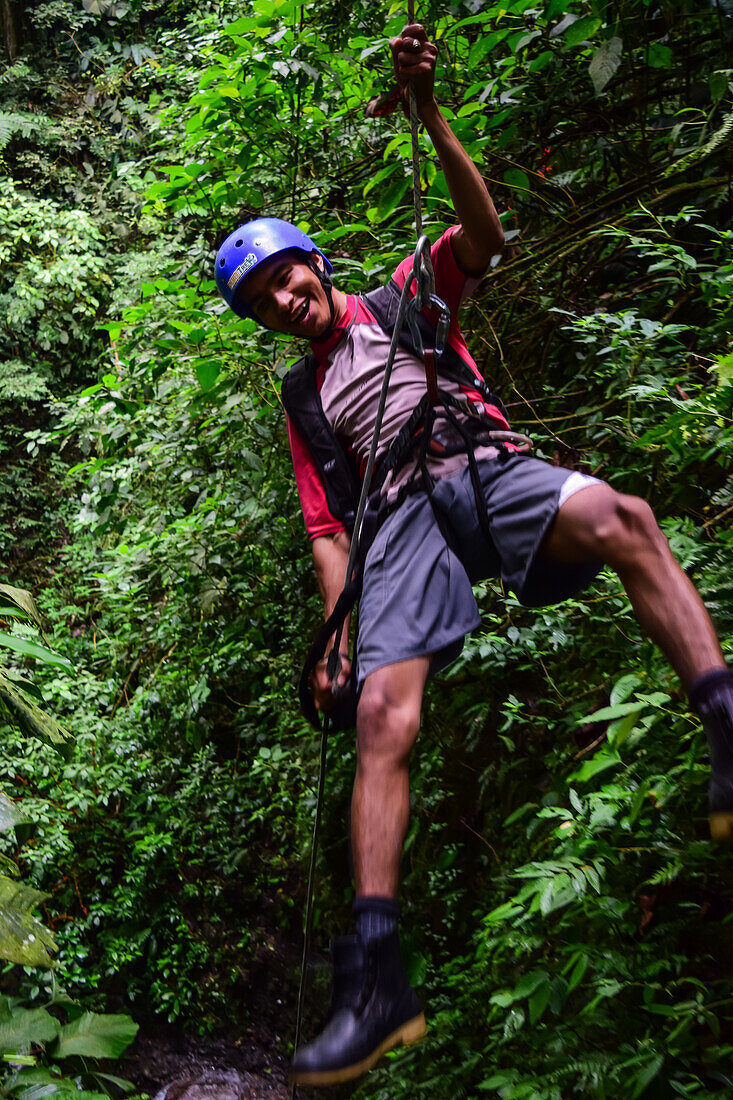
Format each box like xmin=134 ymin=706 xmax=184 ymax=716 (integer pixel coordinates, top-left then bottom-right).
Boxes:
xmin=291 ymin=715 xmax=330 ymax=1100
xmin=407 ymin=0 xmax=423 ymax=237
xmin=291 ymin=13 xmax=426 ymax=1093
xmin=327 ymin=238 xmax=432 ymax=681
xmin=327 ymin=10 xmax=426 ymax=674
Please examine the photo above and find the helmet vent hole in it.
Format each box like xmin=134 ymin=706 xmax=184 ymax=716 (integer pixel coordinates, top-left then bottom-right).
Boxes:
xmin=219 ymin=258 xmax=225 ymax=266
xmin=235 ymin=239 xmax=243 ymax=247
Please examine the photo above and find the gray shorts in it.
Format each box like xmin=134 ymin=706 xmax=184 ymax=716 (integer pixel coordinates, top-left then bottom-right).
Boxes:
xmin=356 ymin=454 xmax=602 ymax=686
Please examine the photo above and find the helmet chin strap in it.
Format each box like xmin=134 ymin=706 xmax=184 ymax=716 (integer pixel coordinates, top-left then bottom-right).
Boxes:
xmin=306 ymin=257 xmax=336 ymax=341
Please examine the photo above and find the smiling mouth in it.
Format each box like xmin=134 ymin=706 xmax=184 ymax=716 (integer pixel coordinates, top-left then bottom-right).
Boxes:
xmin=293 ymin=299 xmax=310 ymax=326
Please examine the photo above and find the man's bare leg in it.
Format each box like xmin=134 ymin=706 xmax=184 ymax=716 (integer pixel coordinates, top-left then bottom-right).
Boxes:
xmin=540 ymin=484 xmax=725 ymax=688
xmin=352 ymin=655 xmax=432 ymax=898
xmin=541 ymin=483 xmax=732 ymax=839
xmin=290 ymin=656 xmax=431 ymax=1086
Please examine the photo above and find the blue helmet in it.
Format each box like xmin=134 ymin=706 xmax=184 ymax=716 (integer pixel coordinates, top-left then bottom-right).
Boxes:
xmin=215 ymin=217 xmax=333 ymax=321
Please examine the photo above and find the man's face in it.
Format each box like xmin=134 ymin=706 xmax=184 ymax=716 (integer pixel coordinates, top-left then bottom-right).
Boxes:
xmin=238 ymin=250 xmax=332 ymax=337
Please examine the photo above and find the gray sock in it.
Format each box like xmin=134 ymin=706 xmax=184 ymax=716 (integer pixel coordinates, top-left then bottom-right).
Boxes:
xmin=690 ymin=667 xmax=733 ymax=715
xmin=353 ymin=896 xmax=399 ymax=944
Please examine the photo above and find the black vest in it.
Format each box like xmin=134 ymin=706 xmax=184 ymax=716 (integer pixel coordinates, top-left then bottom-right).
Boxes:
xmin=280 ymin=280 xmax=507 ymax=531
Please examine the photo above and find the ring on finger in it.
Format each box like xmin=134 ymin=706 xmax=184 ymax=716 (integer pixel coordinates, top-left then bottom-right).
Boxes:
xmin=411 ymin=37 xmax=420 ymax=50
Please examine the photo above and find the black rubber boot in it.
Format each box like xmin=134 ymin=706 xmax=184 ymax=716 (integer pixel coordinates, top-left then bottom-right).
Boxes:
xmin=705 ymin=708 xmax=733 ymax=842
xmin=289 ymin=931 xmax=426 ymax=1087
xmin=691 ymin=670 xmax=733 ymax=841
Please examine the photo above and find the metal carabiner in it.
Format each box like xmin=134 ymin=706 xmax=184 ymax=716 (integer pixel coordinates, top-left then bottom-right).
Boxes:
xmin=431 ymin=294 xmax=451 ymax=356
xmin=411 ymin=236 xmax=434 ymax=312
xmin=406 ymin=237 xmax=451 ymax=358
xmin=406 ymin=291 xmax=451 ymax=358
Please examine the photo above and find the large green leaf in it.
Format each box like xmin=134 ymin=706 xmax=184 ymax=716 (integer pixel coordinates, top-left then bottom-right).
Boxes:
xmin=648 ymin=43 xmax=672 ymax=68
xmin=0 ymin=669 xmax=44 ymax=702
xmin=589 ymin=37 xmax=622 ymax=94
xmin=0 ymin=792 xmax=31 ymax=834
xmin=564 ymin=15 xmax=602 ymax=47
xmin=715 ymin=351 xmax=733 ymax=386
xmin=0 ymin=853 xmax=19 ymax=877
xmin=196 ymin=361 xmax=220 ymax=391
xmin=0 ymin=605 xmax=33 ymax=622
xmin=0 ymin=671 xmax=71 ymax=749
xmin=0 ymin=997 xmax=60 ymax=1053
xmin=0 ymin=585 xmax=44 ymax=629
xmin=8 ymin=1071 xmax=109 ymax=1099
xmin=370 ymin=177 xmax=409 ymax=223
xmin=528 ymin=977 xmax=552 ymax=1024
xmin=0 ymin=877 xmax=57 ymax=967
xmin=0 ymin=632 xmax=71 ymax=670
xmin=90 ymin=1072 xmax=136 ymax=1094
xmin=53 ymin=1012 xmax=139 ymax=1060
xmin=503 ymin=168 xmax=531 ymax=193
xmin=575 ymin=700 xmax=648 ymax=723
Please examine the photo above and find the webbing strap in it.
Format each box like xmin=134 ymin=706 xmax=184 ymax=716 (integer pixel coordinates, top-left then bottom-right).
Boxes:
xmin=299 ymin=572 xmax=363 ymax=731
xmin=327 ymin=237 xmax=435 ymax=688
xmin=424 ymin=348 xmax=439 ymax=406
xmin=371 ymin=394 xmax=430 ymax=496
xmin=438 ymin=397 xmax=495 ymax=544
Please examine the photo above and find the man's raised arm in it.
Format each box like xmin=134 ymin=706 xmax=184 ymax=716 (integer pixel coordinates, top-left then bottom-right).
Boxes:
xmin=390 ymin=24 xmax=504 ymax=276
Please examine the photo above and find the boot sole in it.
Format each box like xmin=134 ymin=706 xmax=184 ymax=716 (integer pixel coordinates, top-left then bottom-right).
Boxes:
xmin=709 ymin=810 xmax=733 ymax=843
xmin=289 ymin=1011 xmax=427 ymax=1087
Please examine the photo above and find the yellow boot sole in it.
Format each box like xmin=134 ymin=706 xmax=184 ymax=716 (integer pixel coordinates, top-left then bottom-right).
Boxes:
xmin=290 ymin=1011 xmax=427 ymax=1087
xmin=709 ymin=810 xmax=733 ymax=843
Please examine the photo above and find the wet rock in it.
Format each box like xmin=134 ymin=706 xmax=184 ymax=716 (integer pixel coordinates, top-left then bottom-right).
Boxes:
xmin=153 ymin=1069 xmax=288 ymax=1100
xmin=125 ymin=1022 xmax=290 ymax=1099
xmin=154 ymin=1071 xmax=243 ymax=1100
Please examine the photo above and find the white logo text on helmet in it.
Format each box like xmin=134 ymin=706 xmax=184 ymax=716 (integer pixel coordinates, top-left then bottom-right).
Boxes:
xmin=227 ymin=252 xmax=258 ymax=291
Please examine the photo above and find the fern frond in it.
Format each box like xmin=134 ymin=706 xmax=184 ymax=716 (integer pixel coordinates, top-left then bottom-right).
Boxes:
xmin=0 ymin=112 xmax=43 ymax=150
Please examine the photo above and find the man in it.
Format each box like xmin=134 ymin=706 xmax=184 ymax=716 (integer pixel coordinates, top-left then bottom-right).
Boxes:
xmin=215 ymin=25 xmax=733 ymax=1088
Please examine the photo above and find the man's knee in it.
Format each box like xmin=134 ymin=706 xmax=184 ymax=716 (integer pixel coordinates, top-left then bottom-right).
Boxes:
xmin=592 ymin=490 xmax=666 ymax=564
xmin=356 ymin=678 xmax=421 ymax=763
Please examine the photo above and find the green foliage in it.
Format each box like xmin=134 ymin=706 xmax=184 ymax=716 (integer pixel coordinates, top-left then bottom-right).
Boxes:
xmin=0 ymin=179 xmax=108 ymax=391
xmin=0 ymin=587 xmax=64 ymax=973
xmin=0 ymin=996 xmax=138 ymax=1097
xmin=0 ymin=584 xmax=71 ymax=751
xmin=53 ymin=1010 xmax=139 ymax=1059
xmin=0 ymin=878 xmax=57 ymax=969
xmin=0 ymin=582 xmax=138 ymax=1096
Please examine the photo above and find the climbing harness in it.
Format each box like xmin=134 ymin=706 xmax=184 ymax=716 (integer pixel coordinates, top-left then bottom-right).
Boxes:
xmin=326 ymin=239 xmax=439 ymax=691
xmin=288 ymin=236 xmax=532 ymax=731
xmin=291 ymin=10 xmax=530 ymax=1089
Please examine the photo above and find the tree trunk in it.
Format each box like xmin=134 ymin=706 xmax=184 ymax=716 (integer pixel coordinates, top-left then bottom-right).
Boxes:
xmin=0 ymin=0 xmax=22 ymax=62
